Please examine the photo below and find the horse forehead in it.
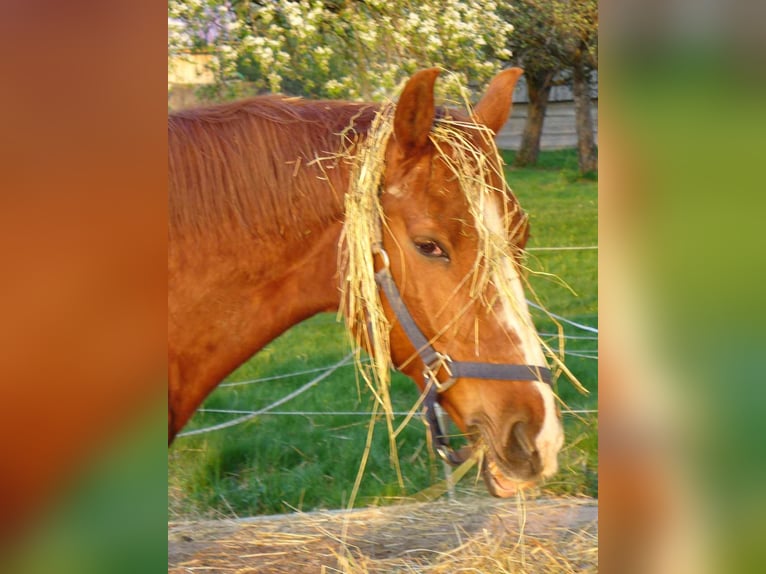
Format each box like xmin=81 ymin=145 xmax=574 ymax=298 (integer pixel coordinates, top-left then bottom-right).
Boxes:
xmin=388 ymin=170 xmax=469 ymax=222
xmin=384 ymin=133 xmax=500 ymax=214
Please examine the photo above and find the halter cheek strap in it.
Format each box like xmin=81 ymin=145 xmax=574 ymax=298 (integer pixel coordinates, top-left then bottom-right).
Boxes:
xmin=373 ymin=245 xmax=552 ymax=466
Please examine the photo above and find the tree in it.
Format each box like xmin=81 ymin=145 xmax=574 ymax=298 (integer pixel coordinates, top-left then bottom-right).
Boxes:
xmin=501 ymin=0 xmax=598 ymax=174
xmin=168 ymin=0 xmax=514 ymax=103
xmin=557 ymin=0 xmax=598 ymax=174
xmin=501 ymin=0 xmax=561 ymax=167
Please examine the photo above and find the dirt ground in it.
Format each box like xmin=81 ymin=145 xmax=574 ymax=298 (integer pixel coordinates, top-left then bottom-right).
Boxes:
xmin=168 ymin=495 xmax=597 ymax=573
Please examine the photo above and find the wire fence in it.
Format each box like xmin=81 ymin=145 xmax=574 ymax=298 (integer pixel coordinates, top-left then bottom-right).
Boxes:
xmin=181 ymin=347 xmax=597 ymax=438
xmin=180 ymin=322 xmax=597 ymax=436
xmin=177 ymin=244 xmax=597 ymax=438
xmin=177 ymin=352 xmax=355 ymax=438
xmin=218 ymin=361 xmax=364 ymax=388
xmin=528 ymin=301 xmax=598 ymax=333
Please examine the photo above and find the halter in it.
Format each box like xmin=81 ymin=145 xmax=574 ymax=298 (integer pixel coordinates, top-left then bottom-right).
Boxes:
xmin=372 ymin=243 xmax=553 ymax=466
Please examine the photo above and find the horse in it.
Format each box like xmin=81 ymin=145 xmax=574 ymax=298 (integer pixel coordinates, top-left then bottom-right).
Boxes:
xmin=168 ymin=68 xmax=564 ymax=497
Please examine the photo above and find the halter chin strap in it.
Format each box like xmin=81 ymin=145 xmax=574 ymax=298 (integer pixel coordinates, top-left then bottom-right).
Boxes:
xmin=373 ymin=245 xmax=552 ymax=466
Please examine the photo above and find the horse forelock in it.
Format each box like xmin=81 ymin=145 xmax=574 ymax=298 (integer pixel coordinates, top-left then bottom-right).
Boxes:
xmin=168 ymin=96 xmax=377 ymax=247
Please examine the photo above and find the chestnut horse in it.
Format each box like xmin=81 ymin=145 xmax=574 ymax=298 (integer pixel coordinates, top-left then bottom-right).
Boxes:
xmin=168 ymin=68 xmax=563 ymax=496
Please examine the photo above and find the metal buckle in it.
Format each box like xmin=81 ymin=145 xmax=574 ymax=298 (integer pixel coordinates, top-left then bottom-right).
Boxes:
xmin=423 ymin=352 xmax=456 ymax=393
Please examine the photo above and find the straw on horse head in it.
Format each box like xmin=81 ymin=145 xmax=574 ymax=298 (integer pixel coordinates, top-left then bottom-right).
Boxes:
xmin=338 ymin=89 xmax=555 ymax=404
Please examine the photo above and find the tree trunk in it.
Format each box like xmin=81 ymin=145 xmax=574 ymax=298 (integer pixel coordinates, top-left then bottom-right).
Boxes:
xmin=514 ymin=69 xmax=553 ymax=167
xmin=572 ymin=57 xmax=598 ymax=174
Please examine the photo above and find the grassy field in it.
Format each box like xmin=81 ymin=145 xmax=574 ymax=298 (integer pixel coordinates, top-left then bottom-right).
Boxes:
xmin=168 ymin=148 xmax=597 ymax=520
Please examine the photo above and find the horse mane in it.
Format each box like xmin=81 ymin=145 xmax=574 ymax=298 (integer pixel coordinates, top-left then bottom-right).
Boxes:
xmin=168 ymin=96 xmax=378 ymax=246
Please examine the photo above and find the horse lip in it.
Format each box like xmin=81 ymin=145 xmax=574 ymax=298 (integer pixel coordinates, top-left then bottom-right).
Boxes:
xmin=482 ymin=457 xmax=530 ymax=497
xmin=468 ymin=421 xmax=538 ymax=496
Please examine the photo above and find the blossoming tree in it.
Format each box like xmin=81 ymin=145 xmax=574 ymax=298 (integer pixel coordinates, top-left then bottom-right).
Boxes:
xmin=169 ymin=0 xmax=513 ymax=102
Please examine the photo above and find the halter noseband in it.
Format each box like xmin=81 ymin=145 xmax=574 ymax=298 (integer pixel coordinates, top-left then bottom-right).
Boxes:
xmin=372 ymin=244 xmax=552 ymax=466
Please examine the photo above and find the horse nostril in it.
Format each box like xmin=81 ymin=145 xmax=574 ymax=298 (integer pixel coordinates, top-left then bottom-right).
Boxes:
xmin=512 ymin=421 xmax=535 ymax=458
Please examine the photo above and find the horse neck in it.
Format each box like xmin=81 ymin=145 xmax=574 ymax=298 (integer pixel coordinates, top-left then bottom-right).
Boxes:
xmin=168 ymin=224 xmax=344 ymax=439
xmin=168 ymin=101 xmax=373 ymax=439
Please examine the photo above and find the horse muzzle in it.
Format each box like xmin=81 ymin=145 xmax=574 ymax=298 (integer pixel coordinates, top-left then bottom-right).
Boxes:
xmin=469 ymin=419 xmax=553 ymax=498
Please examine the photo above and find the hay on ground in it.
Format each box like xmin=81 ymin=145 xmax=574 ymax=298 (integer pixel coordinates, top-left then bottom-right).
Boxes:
xmin=168 ymin=494 xmax=597 ymax=573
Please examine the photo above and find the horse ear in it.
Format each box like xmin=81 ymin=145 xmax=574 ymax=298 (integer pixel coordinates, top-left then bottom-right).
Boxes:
xmin=393 ymin=68 xmax=440 ymax=154
xmin=473 ymin=67 xmax=524 ymax=135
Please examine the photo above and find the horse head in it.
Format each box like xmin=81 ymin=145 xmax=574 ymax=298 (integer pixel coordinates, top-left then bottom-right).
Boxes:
xmin=369 ymin=68 xmax=564 ymax=496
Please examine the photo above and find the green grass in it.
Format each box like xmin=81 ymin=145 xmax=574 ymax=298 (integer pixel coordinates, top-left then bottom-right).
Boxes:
xmin=168 ymin=148 xmax=597 ymax=519
xmin=503 ymin=148 xmax=598 ymax=409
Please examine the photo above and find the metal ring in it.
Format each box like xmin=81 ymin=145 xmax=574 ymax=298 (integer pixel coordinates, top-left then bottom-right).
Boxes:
xmin=372 ymin=243 xmax=390 ymax=269
xmin=436 ymin=444 xmax=452 ymax=463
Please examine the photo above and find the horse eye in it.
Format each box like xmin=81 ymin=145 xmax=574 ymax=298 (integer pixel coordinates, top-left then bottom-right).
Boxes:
xmin=414 ymin=239 xmax=449 ymax=260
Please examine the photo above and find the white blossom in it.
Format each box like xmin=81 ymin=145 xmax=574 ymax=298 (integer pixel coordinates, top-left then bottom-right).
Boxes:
xmin=168 ymin=0 xmax=514 ymax=101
